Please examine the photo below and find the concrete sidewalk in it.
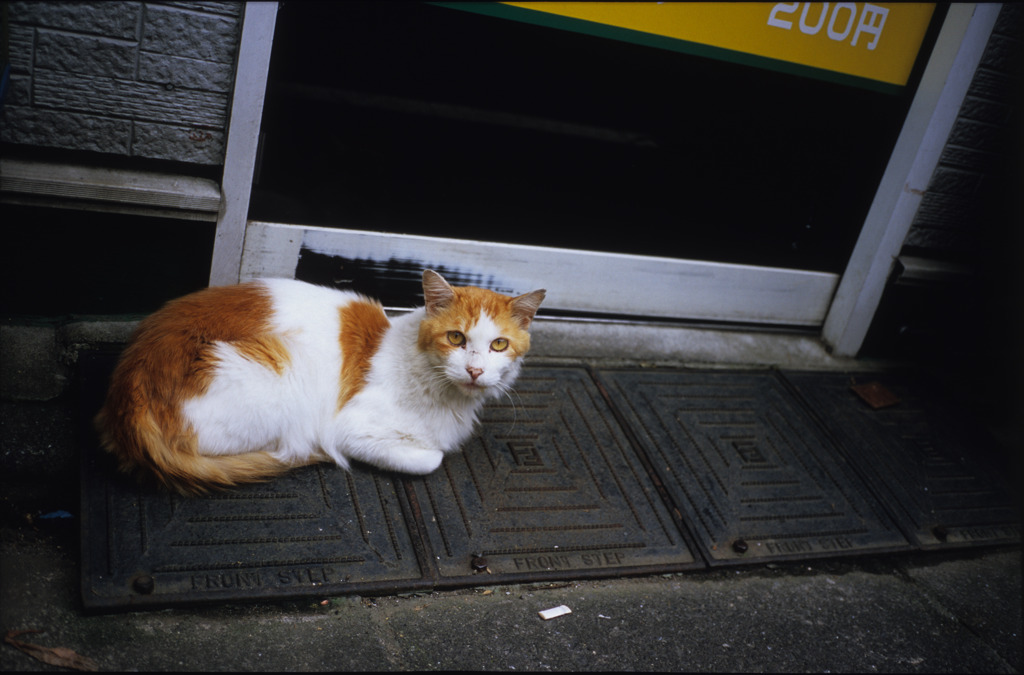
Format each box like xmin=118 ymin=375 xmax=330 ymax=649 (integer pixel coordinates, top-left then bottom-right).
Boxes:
xmin=1 ymin=321 xmax=1021 ymax=672
xmin=1 ymin=513 xmax=1020 ymax=672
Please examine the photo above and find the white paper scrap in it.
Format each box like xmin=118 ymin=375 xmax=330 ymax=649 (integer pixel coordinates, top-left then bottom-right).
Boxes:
xmin=538 ymin=605 xmax=572 ymax=620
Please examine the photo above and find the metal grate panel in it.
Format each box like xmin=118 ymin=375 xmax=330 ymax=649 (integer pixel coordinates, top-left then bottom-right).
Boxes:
xmin=405 ymin=367 xmax=700 ymax=583
xmin=596 ymin=369 xmax=912 ymax=565
xmin=79 ymin=351 xmax=424 ymax=610
xmin=783 ymin=371 xmax=1021 ymax=548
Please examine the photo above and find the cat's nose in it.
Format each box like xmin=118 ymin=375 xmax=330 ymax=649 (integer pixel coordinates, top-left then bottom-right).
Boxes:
xmin=466 ymin=366 xmax=484 ymax=381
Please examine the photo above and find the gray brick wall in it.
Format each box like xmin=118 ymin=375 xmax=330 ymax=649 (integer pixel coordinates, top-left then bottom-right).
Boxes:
xmin=905 ymin=4 xmax=1023 ymax=255
xmin=1 ymin=1 xmax=243 ymax=166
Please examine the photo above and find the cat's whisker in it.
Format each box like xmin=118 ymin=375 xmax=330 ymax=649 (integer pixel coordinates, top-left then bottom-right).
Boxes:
xmin=425 ymin=364 xmax=457 ymax=392
xmin=488 ymin=379 xmax=520 ymax=434
xmin=502 ymin=387 xmax=518 ymax=434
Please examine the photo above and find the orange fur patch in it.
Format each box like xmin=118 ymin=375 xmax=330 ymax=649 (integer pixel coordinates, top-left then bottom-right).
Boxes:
xmin=417 ymin=285 xmax=532 ymax=357
xmin=232 ymin=334 xmax=291 ymax=375
xmin=96 ymin=282 xmax=292 ymax=494
xmin=337 ymin=299 xmax=390 ymax=410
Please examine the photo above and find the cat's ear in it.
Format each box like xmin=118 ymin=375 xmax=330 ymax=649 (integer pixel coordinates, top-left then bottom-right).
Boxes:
xmin=422 ymin=270 xmax=456 ymax=316
xmin=510 ymin=289 xmax=546 ymax=329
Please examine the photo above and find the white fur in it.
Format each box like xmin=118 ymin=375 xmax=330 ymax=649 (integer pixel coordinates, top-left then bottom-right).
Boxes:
xmin=182 ymin=279 xmax=527 ymax=475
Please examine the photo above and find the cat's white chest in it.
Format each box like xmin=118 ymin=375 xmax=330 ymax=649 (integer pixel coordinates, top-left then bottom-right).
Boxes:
xmin=332 ymin=311 xmax=484 ymax=451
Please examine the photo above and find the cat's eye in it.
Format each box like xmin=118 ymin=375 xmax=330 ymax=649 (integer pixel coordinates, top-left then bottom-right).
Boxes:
xmin=447 ymin=331 xmax=466 ymax=347
xmin=490 ymin=338 xmax=509 ymax=352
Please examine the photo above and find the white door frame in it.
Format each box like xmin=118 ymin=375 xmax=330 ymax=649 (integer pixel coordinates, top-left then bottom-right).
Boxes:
xmin=214 ymin=3 xmax=1000 ymax=348
xmin=209 ymin=1 xmax=279 ymax=287
xmin=822 ymin=3 xmax=1001 ymax=356
xmin=240 ymin=221 xmax=840 ymax=326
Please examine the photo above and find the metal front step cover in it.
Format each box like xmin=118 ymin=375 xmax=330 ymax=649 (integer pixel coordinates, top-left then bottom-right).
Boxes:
xmin=78 ymin=351 xmax=1019 ymax=611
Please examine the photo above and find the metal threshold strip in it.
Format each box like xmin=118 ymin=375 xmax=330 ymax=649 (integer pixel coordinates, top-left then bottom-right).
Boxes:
xmin=0 ymin=157 xmax=222 ymax=221
xmin=79 ymin=351 xmax=1020 ymax=611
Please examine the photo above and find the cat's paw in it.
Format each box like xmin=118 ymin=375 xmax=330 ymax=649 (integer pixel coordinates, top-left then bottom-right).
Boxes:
xmin=340 ymin=436 xmax=445 ymax=475
xmin=393 ymin=447 xmax=444 ymax=475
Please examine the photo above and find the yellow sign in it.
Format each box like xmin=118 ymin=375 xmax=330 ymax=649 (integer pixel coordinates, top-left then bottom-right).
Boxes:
xmin=490 ymin=2 xmax=936 ymax=90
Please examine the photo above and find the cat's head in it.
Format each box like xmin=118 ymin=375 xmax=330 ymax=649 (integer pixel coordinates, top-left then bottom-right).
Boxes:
xmin=417 ymin=270 xmax=545 ymax=398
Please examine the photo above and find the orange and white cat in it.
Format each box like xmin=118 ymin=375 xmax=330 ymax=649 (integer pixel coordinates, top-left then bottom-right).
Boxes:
xmin=96 ymin=270 xmax=545 ymax=494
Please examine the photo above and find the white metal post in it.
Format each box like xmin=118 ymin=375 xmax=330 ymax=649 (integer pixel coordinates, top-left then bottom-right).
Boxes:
xmin=209 ymin=1 xmax=279 ymax=287
xmin=821 ymin=3 xmax=1002 ymax=356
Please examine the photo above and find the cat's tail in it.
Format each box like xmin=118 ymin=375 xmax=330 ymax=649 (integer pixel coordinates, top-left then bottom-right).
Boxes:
xmin=95 ymin=406 xmax=290 ymax=496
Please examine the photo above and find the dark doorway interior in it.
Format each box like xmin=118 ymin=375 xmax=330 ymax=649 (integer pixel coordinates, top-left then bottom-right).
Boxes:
xmin=251 ymin=1 xmax=924 ymax=273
